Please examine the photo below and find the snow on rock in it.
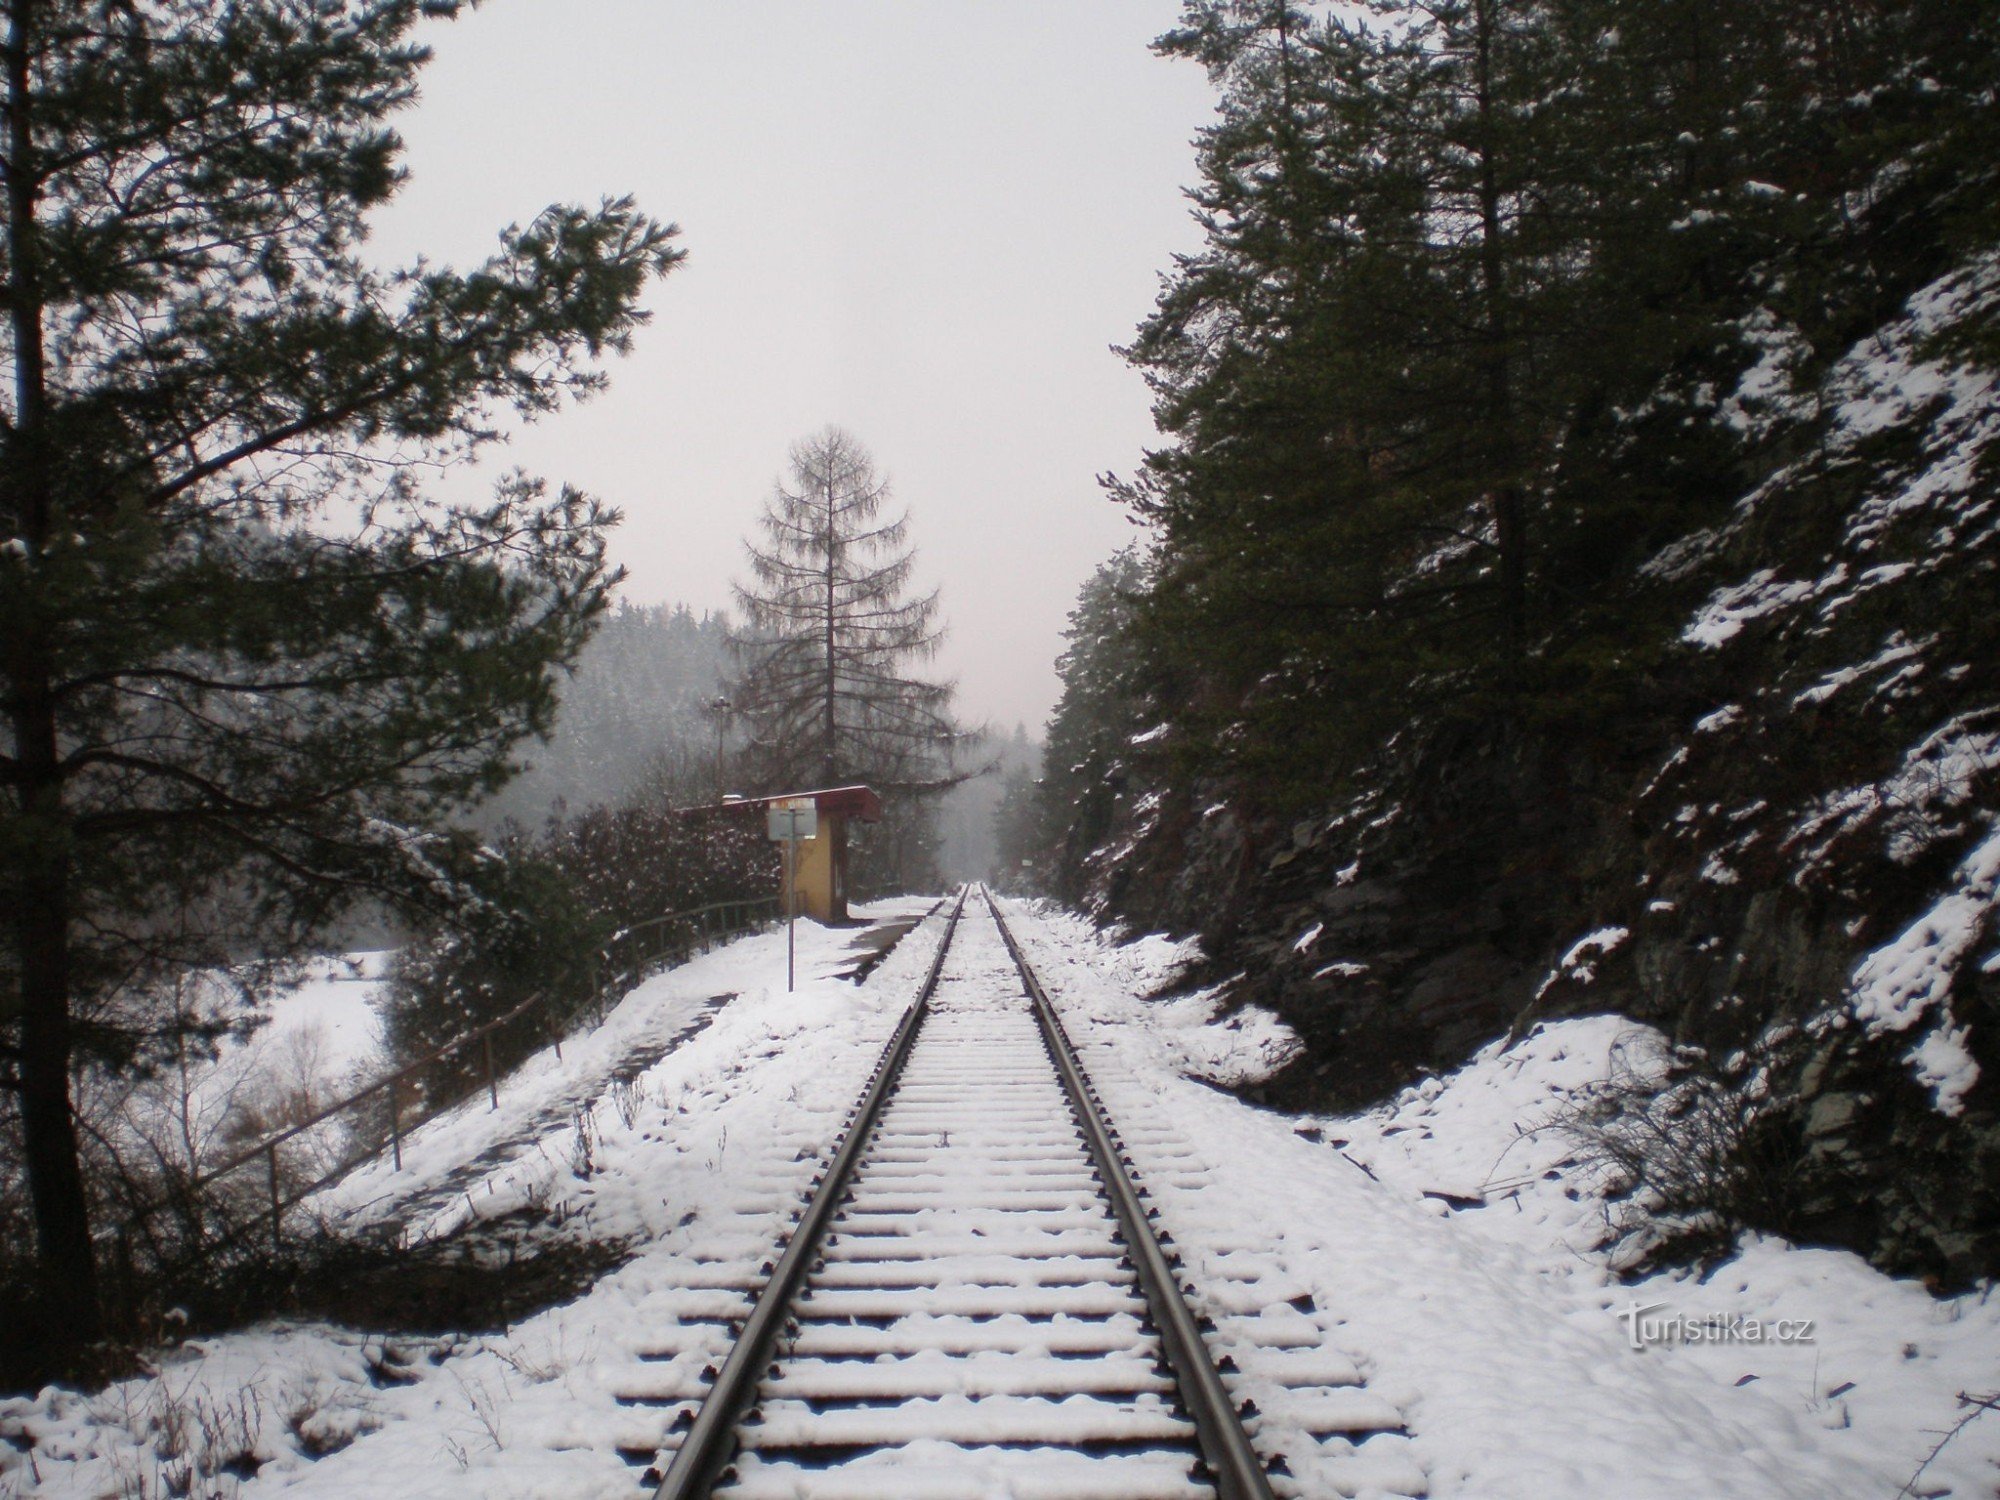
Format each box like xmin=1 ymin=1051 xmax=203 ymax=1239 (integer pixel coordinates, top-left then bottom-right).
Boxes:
xmin=1848 ymin=824 xmax=2000 ymax=1035
xmin=1534 ymin=926 xmax=1630 ymax=999
xmin=1842 ymin=822 xmax=2000 ymax=1114
xmin=1787 ymin=714 xmax=2000 ymax=875
xmin=1148 ymin=990 xmax=1303 ymax=1090
xmin=1792 ymin=633 xmax=1928 ymax=706
xmin=1314 ymin=959 xmax=1370 ymax=979
xmin=1905 ymin=1022 xmax=1981 ymax=1119
xmin=1701 ymin=853 xmax=1742 ymax=885
xmin=1716 ymin=307 xmax=1815 ymax=439
xmin=1670 ymin=256 xmax=2000 ymax=645
xmin=1682 ymin=566 xmax=1843 ymax=649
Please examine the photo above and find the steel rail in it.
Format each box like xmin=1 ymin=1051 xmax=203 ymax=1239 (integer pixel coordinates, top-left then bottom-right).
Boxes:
xmin=651 ymin=887 xmax=968 ymax=1500
xmin=984 ymin=887 xmax=1277 ymax=1500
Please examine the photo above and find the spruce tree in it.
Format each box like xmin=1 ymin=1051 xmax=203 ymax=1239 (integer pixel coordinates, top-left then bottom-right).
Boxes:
xmin=0 ymin=0 xmax=679 ymax=1342
xmin=1119 ymin=0 xmax=1783 ymax=803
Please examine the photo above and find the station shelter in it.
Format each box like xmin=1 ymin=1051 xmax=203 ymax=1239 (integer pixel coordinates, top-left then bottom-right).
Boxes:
xmin=723 ymin=785 xmax=883 ymax=924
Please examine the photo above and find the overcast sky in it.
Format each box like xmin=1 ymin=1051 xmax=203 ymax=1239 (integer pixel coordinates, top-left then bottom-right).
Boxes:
xmin=366 ymin=2 xmax=1215 ymax=736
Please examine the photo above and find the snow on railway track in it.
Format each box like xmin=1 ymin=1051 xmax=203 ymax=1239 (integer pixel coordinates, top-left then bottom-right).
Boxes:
xmin=22 ymin=889 xmax=1962 ymax=1499
xmin=0 ymin=893 xmax=1418 ymax=1500
xmin=627 ymin=890 xmax=1420 ymax=1500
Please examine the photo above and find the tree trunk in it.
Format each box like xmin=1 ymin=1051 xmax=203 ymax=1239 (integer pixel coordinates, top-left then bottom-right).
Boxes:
xmin=822 ymin=465 xmax=838 ymax=785
xmin=1473 ymin=0 xmax=1527 ymax=670
xmin=5 ymin=0 xmax=104 ymax=1342
xmin=15 ymin=829 xmax=100 ymax=1339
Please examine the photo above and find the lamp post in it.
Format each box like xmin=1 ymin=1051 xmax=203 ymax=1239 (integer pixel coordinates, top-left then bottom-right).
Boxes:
xmin=707 ymin=695 xmax=731 ymax=801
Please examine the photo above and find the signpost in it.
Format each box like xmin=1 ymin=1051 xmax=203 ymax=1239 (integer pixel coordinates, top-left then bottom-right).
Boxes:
xmin=766 ymin=798 xmax=818 ymax=991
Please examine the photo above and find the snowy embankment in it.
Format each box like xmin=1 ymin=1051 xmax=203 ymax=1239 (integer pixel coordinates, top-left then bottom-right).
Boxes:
xmin=1008 ymin=902 xmax=1999 ymax=1500
xmin=310 ymin=909 xmax=899 ymax=1242
xmin=0 ymin=901 xmax=940 ymax=1500
xmin=3 ymin=893 xmax=1994 ymax=1499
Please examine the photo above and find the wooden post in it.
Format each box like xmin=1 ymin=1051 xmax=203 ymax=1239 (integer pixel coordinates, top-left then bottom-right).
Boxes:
xmin=484 ymin=1033 xmax=500 ymax=1110
xmin=389 ymin=1077 xmax=403 ymax=1171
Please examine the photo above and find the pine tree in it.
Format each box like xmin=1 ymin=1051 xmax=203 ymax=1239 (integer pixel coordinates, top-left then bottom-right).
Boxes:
xmin=1110 ymin=0 xmax=2000 ymax=825
xmin=1034 ymin=551 xmax=1153 ymax=900
xmin=1123 ymin=3 xmax=1487 ymax=795
xmin=729 ymin=427 xmax=967 ymax=800
xmin=1118 ymin=0 xmax=1797 ymax=805
xmin=0 ymin=0 xmax=679 ymax=1344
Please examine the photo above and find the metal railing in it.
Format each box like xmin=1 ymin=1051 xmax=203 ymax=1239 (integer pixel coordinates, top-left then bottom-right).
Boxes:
xmin=113 ymin=894 xmax=781 ymax=1268
xmin=598 ymin=896 xmax=786 ymax=1004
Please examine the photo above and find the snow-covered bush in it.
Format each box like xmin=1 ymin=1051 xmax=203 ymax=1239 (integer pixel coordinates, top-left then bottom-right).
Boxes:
xmin=384 ymin=800 xmax=775 ymax=1106
xmin=1552 ymin=1038 xmax=1806 ymax=1275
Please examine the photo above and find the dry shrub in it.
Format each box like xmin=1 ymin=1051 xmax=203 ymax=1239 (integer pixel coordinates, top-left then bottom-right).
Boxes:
xmin=1551 ymin=1033 xmax=1807 ymax=1274
xmin=93 ymin=1378 xmax=266 ymax=1499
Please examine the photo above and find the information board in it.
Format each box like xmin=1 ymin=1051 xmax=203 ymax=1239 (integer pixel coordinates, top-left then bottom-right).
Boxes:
xmin=766 ymin=798 xmax=817 ymax=841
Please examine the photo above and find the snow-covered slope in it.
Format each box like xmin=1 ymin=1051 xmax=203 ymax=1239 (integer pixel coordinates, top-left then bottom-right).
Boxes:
xmin=4 ymin=895 xmax=1994 ymax=1499
xmin=1016 ymin=903 xmax=2000 ymax=1500
xmin=1067 ymin=246 xmax=2000 ymax=1289
xmin=0 ymin=903 xmax=938 ymax=1500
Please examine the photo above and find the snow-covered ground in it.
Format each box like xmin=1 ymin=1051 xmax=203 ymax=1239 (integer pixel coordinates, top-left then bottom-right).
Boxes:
xmin=207 ymin=951 xmax=392 ymax=1114
xmin=264 ymin=953 xmax=392 ymax=1077
xmin=3 ymin=894 xmax=1995 ymax=1499
xmin=1016 ymin=904 xmax=2000 ymax=1500
xmin=81 ymin=953 xmax=395 ymax=1191
xmin=0 ymin=901 xmax=940 ymax=1500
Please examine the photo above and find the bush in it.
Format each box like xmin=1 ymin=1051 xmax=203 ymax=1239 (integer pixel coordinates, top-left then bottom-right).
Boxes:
xmin=541 ymin=800 xmax=776 ymax=923
xmin=386 ymin=841 xmax=607 ymax=1107
xmin=384 ymin=799 xmax=776 ymax=1104
xmin=0 ymin=1200 xmax=626 ymax=1395
xmin=1553 ymin=1034 xmax=1808 ymax=1275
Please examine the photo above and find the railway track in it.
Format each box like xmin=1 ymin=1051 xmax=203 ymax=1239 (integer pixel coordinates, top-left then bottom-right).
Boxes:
xmin=614 ymin=888 xmax=1417 ymax=1499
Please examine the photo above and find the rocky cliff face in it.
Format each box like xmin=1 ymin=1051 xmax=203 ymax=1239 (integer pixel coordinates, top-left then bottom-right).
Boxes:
xmin=1079 ymin=256 xmax=2000 ymax=1284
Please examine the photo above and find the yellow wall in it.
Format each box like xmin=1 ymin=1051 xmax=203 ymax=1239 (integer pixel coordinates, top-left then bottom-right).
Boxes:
xmin=784 ymin=812 xmax=847 ymax=922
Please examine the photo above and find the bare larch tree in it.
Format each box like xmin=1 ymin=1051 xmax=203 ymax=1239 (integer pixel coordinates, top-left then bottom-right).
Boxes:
xmin=730 ymin=428 xmax=967 ymax=800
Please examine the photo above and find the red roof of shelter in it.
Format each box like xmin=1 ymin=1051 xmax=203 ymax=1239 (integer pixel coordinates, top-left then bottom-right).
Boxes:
xmin=714 ymin=785 xmax=883 ymax=822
